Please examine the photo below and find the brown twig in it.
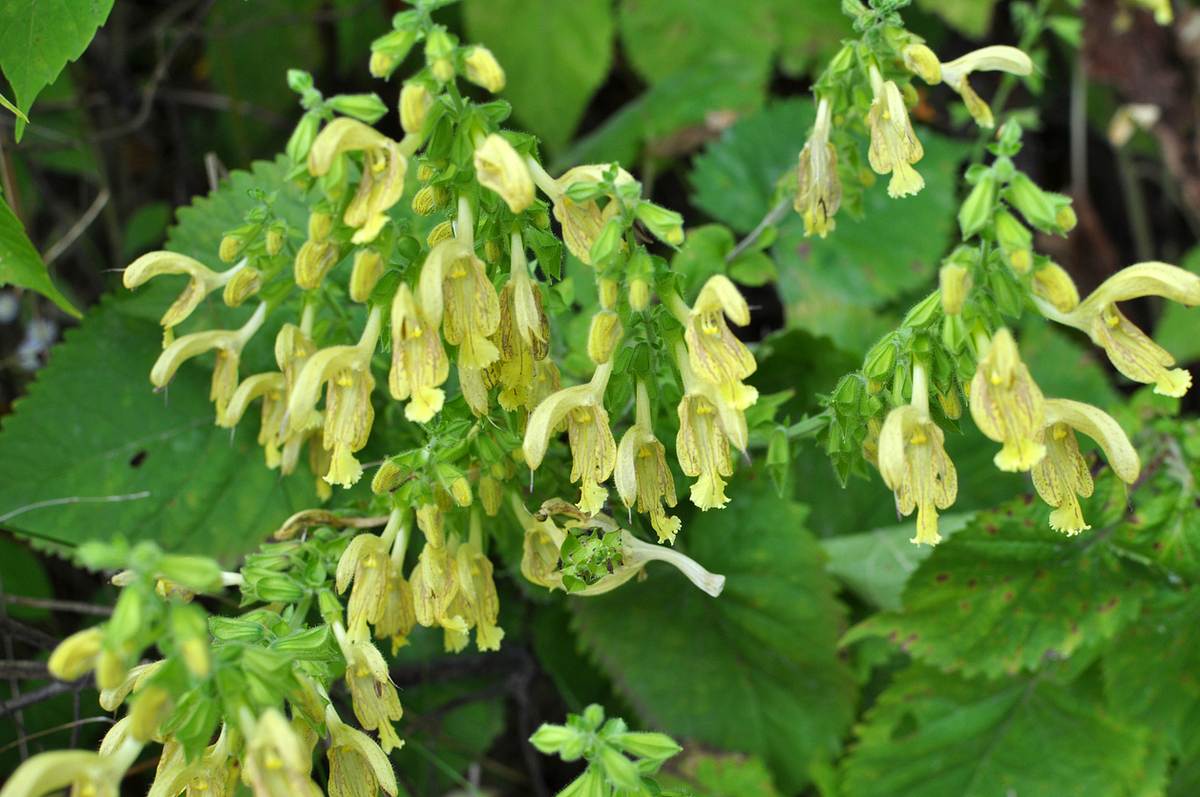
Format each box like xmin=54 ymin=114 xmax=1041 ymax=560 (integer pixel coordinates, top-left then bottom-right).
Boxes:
xmin=1 ymin=594 xmax=113 ymax=617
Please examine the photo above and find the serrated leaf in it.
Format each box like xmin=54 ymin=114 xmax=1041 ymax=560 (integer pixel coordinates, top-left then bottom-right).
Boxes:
xmin=464 ymin=0 xmax=613 ymax=151
xmin=844 ymin=493 xmax=1154 ymax=678
xmin=0 ymin=158 xmax=315 ymax=559
xmin=842 ymin=665 xmax=1151 ymax=797
xmin=0 ymin=0 xmax=114 ymax=139
xmin=657 ymin=751 xmax=783 ymax=797
xmin=571 ymin=482 xmax=856 ymax=792
xmin=0 ymin=193 xmax=79 ymax=316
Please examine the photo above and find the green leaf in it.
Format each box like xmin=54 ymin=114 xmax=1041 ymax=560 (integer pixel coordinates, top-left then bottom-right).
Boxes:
xmin=571 ymin=482 xmax=856 ymax=791
xmin=1153 ymin=247 xmax=1200 ymax=364
xmin=0 ymin=158 xmax=315 ymax=560
xmin=618 ymin=0 xmax=775 ymax=89
xmin=0 ymin=0 xmax=113 ymax=139
xmin=553 ymin=62 xmax=763 ymax=170
xmin=464 ymin=0 xmax=614 ymax=152
xmin=0 ymin=192 xmax=79 ymax=317
xmin=844 ymin=493 xmax=1154 ymax=678
xmin=0 ymin=89 xmax=28 ymax=122
xmin=1104 ymin=592 xmax=1200 ymax=752
xmin=842 ymin=665 xmax=1151 ymax=797
xmin=915 ymin=0 xmax=1000 ymax=38
xmin=657 ymin=752 xmax=783 ymax=797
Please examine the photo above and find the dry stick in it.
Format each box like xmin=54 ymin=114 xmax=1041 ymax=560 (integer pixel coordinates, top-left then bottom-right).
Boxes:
xmin=0 ymin=676 xmax=91 ymax=716
xmin=0 ymin=573 xmax=28 ymax=758
xmin=726 ymin=197 xmax=791 ymax=263
xmin=43 ymin=188 xmax=111 ymax=266
xmin=1 ymin=594 xmax=112 ymax=617
xmin=0 ymin=616 xmax=59 ymax=650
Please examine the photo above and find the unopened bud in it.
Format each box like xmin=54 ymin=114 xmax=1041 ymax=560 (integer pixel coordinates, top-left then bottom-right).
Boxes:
xmin=937 ymin=388 xmax=962 ymax=420
xmin=308 ymin=211 xmax=333 ymax=241
xmin=326 ymin=93 xmax=388 ymax=124
xmin=371 ymin=459 xmax=409 ymax=495
xmin=628 ymin=278 xmax=651 ymax=312
xmin=994 ymin=211 xmax=1033 ymax=274
xmin=129 ymin=685 xmax=172 ymax=742
xmin=265 ymin=225 xmax=286 ymax=255
xmin=369 ymin=28 xmax=418 ymax=79
xmin=427 ymin=220 xmax=454 ymax=247
xmin=1032 ymin=261 xmax=1080 ymax=313
xmin=218 ymin=234 xmax=243 ymax=263
xmin=157 ymin=555 xmax=223 ymax=593
xmin=47 ymin=627 xmax=104 ymax=681
xmin=612 ymin=732 xmax=682 ymax=761
xmin=903 ymin=43 xmax=942 ymax=84
xmin=483 ymin=238 xmax=502 ymax=263
xmin=96 ymin=649 xmax=128 ymax=691
xmin=425 ymin=29 xmax=457 ymax=84
xmin=1055 ymin=203 xmax=1077 ymax=233
xmin=1005 ymin=172 xmax=1058 ymax=232
xmin=479 ymin=475 xmax=502 ymax=516
xmin=958 ymin=173 xmax=996 ymax=238
xmin=349 ymin=250 xmax=384 ymax=303
xmin=463 ymin=46 xmax=505 ymax=93
xmin=634 ymin=202 xmax=683 ymax=246
xmin=411 ymin=184 xmax=447 ymax=216
xmin=416 ymin=162 xmax=438 ymax=182
xmin=939 ymin=263 xmax=972 ymax=315
xmin=400 ymin=82 xmax=433 ymax=135
xmin=223 ymin=266 xmax=262 ymax=307
xmin=294 ymin=239 xmax=339 ymax=290
xmin=286 ymin=112 xmax=321 ymax=164
xmin=598 ymin=277 xmax=619 ymax=310
xmin=587 ymin=310 xmax=623 ymax=364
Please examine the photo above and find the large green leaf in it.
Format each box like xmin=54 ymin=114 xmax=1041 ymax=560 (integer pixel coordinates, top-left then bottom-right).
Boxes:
xmin=657 ymin=752 xmax=783 ymax=797
xmin=0 ymin=0 xmax=114 ymax=139
xmin=0 ymin=159 xmax=315 ymax=559
xmin=0 ymin=193 xmax=79 ymax=316
xmin=571 ymin=482 xmax=856 ymax=791
xmin=844 ymin=491 xmax=1154 ymax=678
xmin=464 ymin=0 xmax=614 ymax=152
xmin=841 ymin=665 xmax=1151 ymax=797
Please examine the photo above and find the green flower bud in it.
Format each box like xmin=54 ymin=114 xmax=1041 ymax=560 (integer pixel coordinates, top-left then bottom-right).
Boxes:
xmin=265 ymin=224 xmax=286 ymax=255
xmin=939 ymin=263 xmax=972 ymax=315
xmin=157 ymin=554 xmax=223 ymax=592
xmin=369 ymin=28 xmax=419 ymax=79
xmin=588 ymin=218 xmax=624 ymax=266
xmin=994 ymin=210 xmax=1033 ymax=274
xmin=611 ymin=731 xmax=682 ymax=761
xmin=529 ymin=723 xmax=579 ymax=755
xmin=286 ymin=112 xmax=322 ymax=164
xmin=634 ymin=201 xmax=684 ymax=245
xmin=958 ymin=173 xmax=996 ymax=238
xmin=425 ymin=28 xmax=457 ymax=83
xmin=597 ymin=744 xmax=641 ymax=792
xmin=326 ymin=93 xmax=388 ymax=124
xmin=1005 ymin=172 xmax=1059 ymax=232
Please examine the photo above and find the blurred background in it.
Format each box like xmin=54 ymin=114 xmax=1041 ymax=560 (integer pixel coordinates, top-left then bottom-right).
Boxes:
xmin=2 ymin=0 xmax=1198 ymax=793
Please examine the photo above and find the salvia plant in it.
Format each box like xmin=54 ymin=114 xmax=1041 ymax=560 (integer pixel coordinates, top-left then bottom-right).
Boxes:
xmin=1 ymin=0 xmax=1199 ymax=795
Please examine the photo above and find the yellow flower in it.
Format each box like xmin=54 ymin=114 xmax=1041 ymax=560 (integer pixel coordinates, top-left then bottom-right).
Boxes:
xmin=337 ymin=531 xmax=390 ymax=634
xmin=528 ymin=161 xmax=636 ymax=265
xmin=285 ymin=308 xmax=382 ymax=487
xmin=674 ymin=347 xmax=747 ymax=511
xmin=326 ymin=707 xmax=399 ymax=797
xmin=968 ymin=328 xmax=1046 ymax=472
xmin=615 ymin=382 xmax=680 ymax=543
xmin=220 ymin=372 xmax=286 ymax=467
xmin=913 ymin=46 xmax=1033 ymax=128
xmin=586 ymin=309 xmax=623 ymax=365
xmin=294 ymin=211 xmax=341 ymax=290
xmin=455 ymin=521 xmax=505 ymax=651
xmin=494 ymin=234 xmax=550 ymax=411
xmin=123 ymin=251 xmax=247 ymax=334
xmin=513 ymin=497 xmax=569 ymax=589
xmin=878 ymin=364 xmax=957 ymax=545
xmin=375 ymin=559 xmax=417 ymax=654
xmin=2 ymin=742 xmax=140 ymax=797
xmin=474 ymin=134 xmax=534 ymax=213
xmin=459 ymin=363 xmax=491 ymax=417
xmin=309 ymin=118 xmax=408 ymax=244
xmin=418 ymin=234 xmax=501 ymax=370
xmin=333 ymin=625 xmax=404 ymax=754
xmin=389 ymin=283 xmax=449 ymax=423
xmin=349 ymin=249 xmax=385 ymax=303
xmin=866 ymin=66 xmax=924 ymax=198
xmin=794 ymin=98 xmax=842 ymax=238
xmin=678 ymin=275 xmax=758 ymax=411
xmin=410 ymin=540 xmax=469 ymax=638
xmin=1032 ymin=399 xmax=1140 ymax=534
xmin=399 ymin=82 xmax=433 ymax=136
xmin=149 ymin=303 xmax=267 ymax=418
xmin=149 ymin=727 xmax=238 ymax=797
xmin=1036 ymin=261 xmax=1200 ymax=397
xmin=524 ymin=362 xmax=617 ymax=515
xmin=243 ymin=709 xmax=322 ymax=797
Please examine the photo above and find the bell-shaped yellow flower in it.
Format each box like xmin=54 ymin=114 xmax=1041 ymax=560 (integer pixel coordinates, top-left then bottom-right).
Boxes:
xmin=866 ymin=66 xmax=924 ymax=198
xmin=878 ymin=365 xmax=958 ymax=545
xmin=474 ymin=134 xmax=534 ymax=213
xmin=418 ymin=237 xmax=501 ymax=369
xmin=243 ymin=708 xmax=323 ymax=797
xmin=220 ymin=372 xmax=286 ymax=468
xmin=495 ymin=234 xmax=551 ymax=411
xmin=388 ymin=283 xmax=449 ymax=423
xmin=528 ymin=161 xmax=637 ymax=265
xmin=150 ymin=303 xmax=267 ymax=418
xmin=411 ymin=538 xmax=469 ymax=634
xmin=523 ymin=361 xmax=617 ymax=515
xmin=285 ymin=307 xmax=382 ymax=487
xmin=454 ymin=520 xmax=505 ymax=652
xmin=1 ymin=737 xmax=142 ymax=797
xmin=333 ymin=624 xmax=404 ymax=754
xmin=615 ymin=383 xmax=680 ymax=543
xmin=1036 ymin=262 xmax=1200 ymax=397
xmin=794 ymin=98 xmax=842 ymax=238
xmin=149 ymin=727 xmax=237 ymax=797
xmin=309 ymin=118 xmax=407 ymax=244
xmin=123 ymin=251 xmax=248 ymax=336
xmin=680 ymin=275 xmax=758 ymax=411
xmin=969 ymin=328 xmax=1046 ymax=471
xmin=375 ymin=559 xmax=417 ymax=654
xmin=337 ymin=531 xmax=390 ymax=634
xmin=673 ymin=343 xmax=749 ymax=512
xmin=1032 ymin=398 xmax=1140 ymax=534
xmin=326 ymin=709 xmax=399 ymax=797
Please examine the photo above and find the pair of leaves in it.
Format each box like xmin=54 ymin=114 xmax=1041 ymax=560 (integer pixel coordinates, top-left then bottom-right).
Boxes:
xmin=0 ymin=158 xmax=316 ymax=560
xmin=570 ymin=481 xmax=856 ymax=792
